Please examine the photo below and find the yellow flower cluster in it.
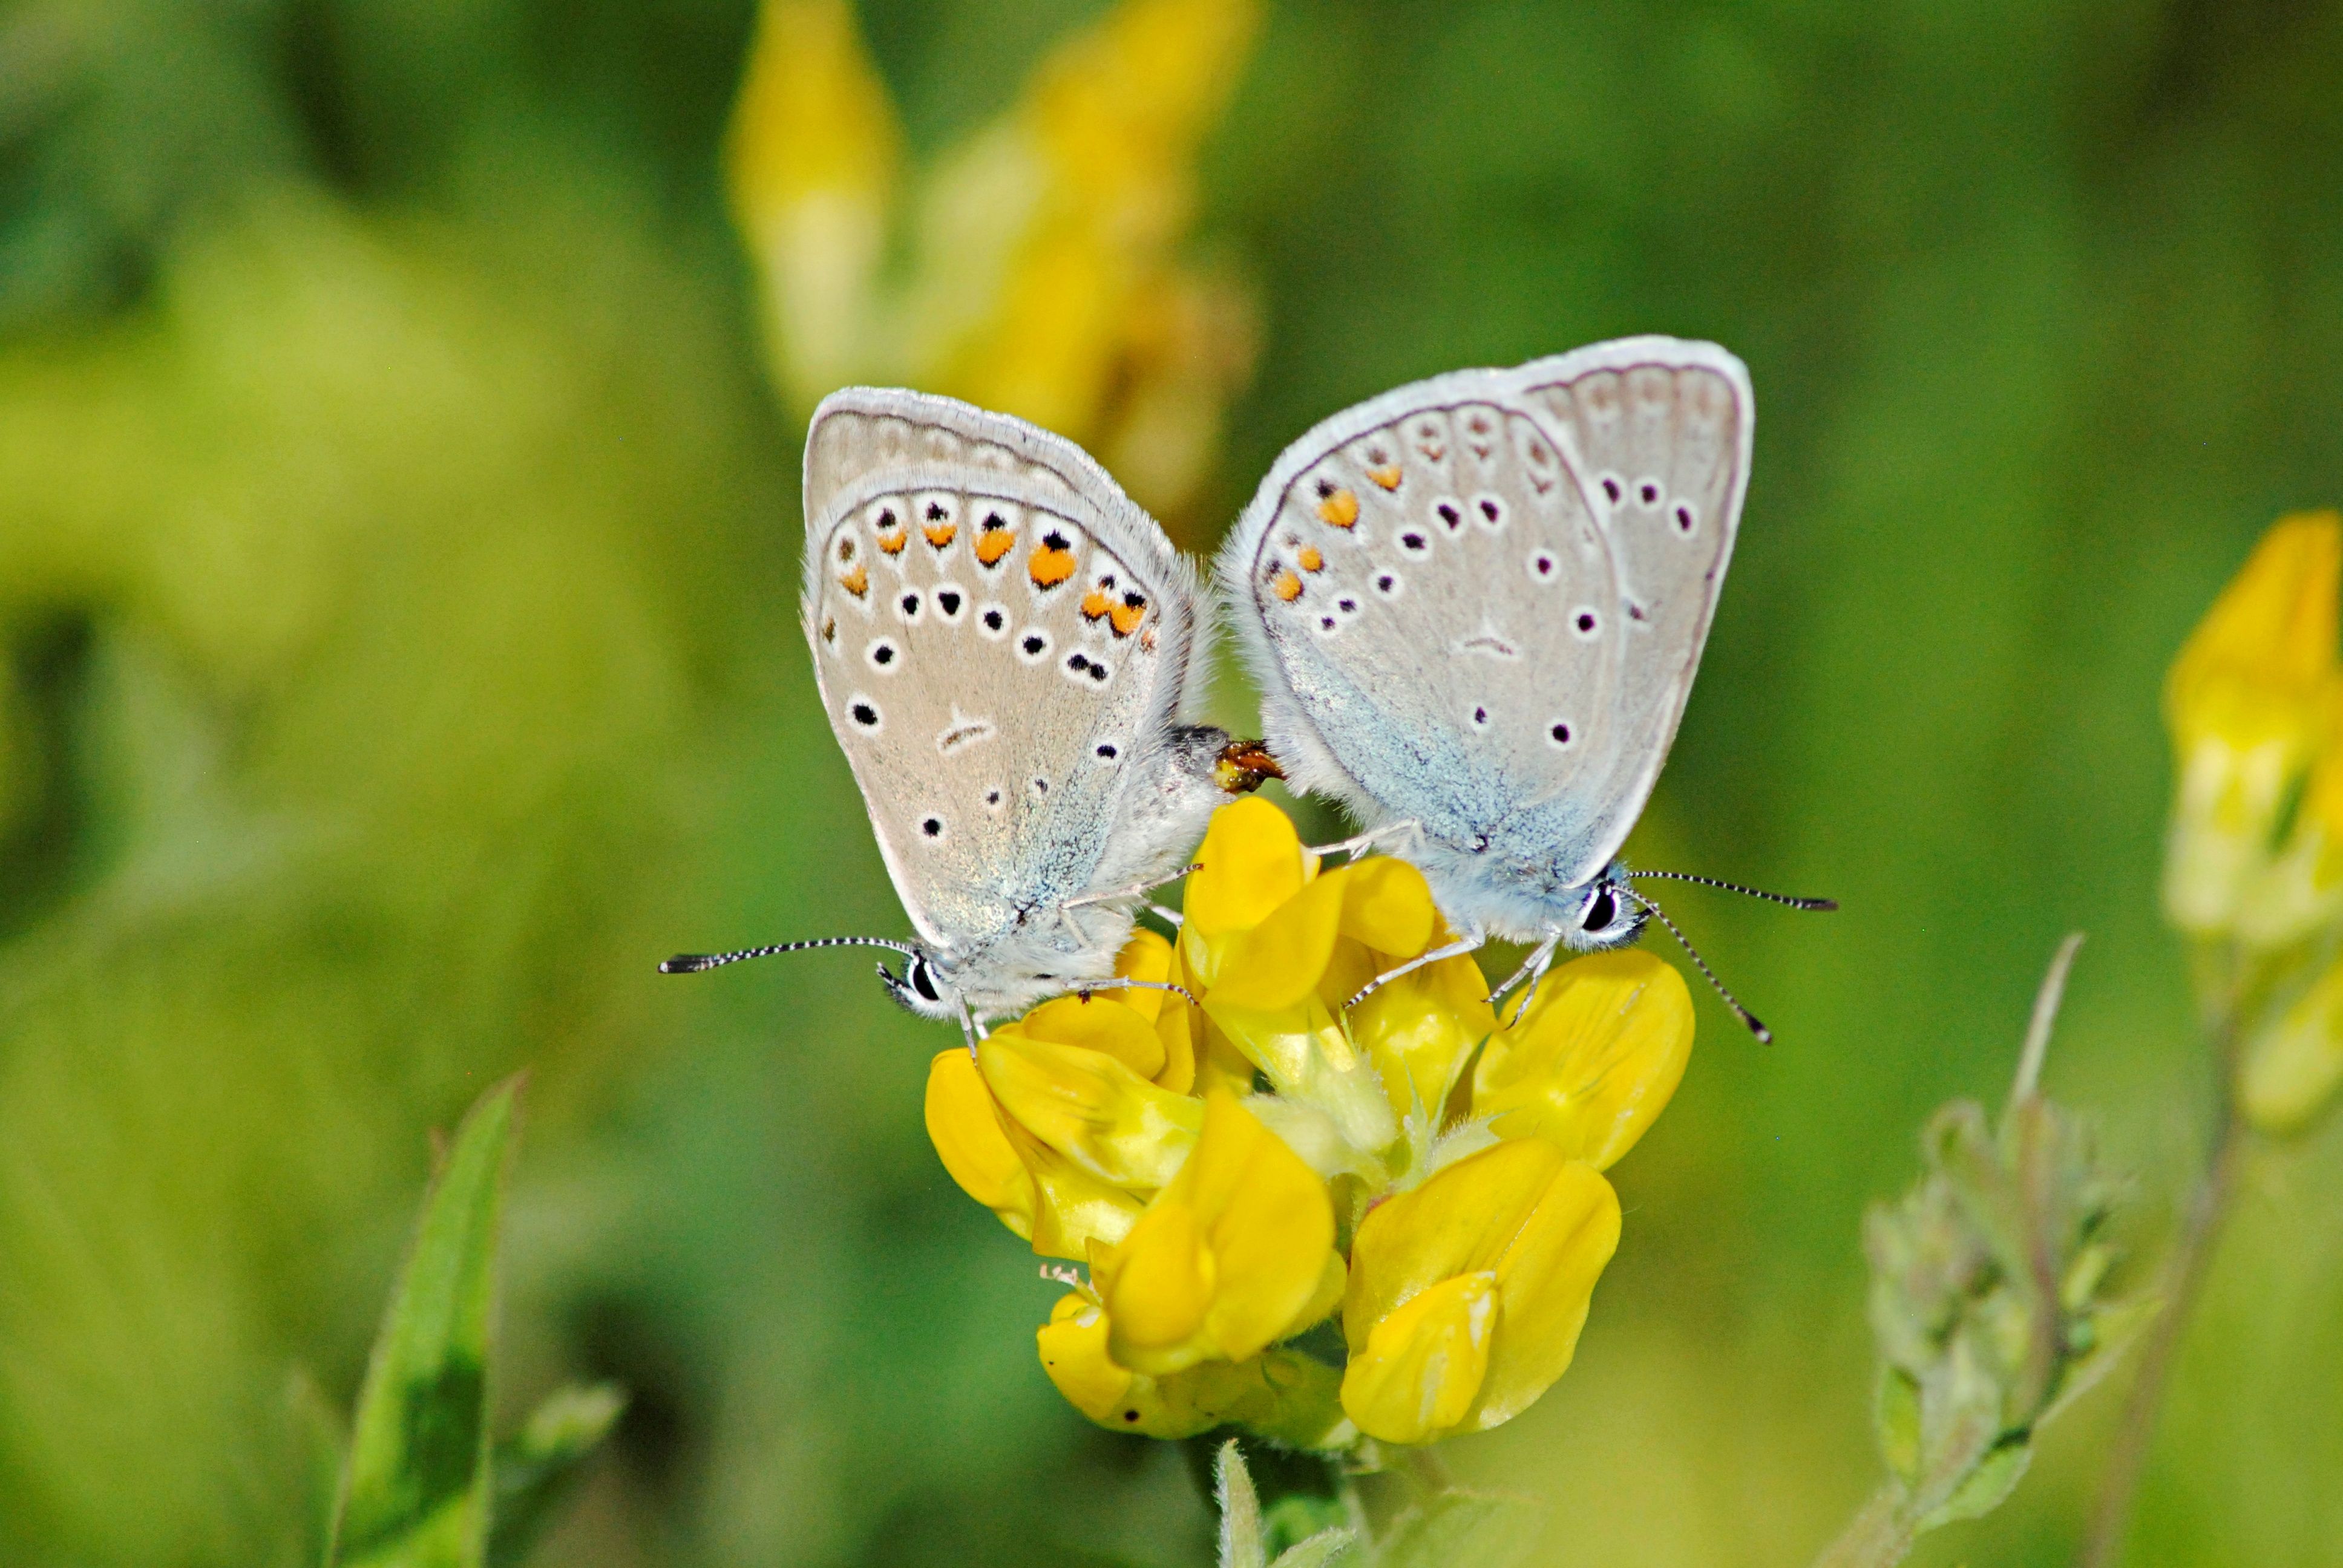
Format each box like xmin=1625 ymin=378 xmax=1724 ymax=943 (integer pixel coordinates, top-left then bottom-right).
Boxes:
xmin=2162 ymin=511 xmax=2343 ymax=1130
xmin=925 ymin=797 xmax=1694 ymax=1448
xmin=726 ymin=0 xmax=1260 ymax=521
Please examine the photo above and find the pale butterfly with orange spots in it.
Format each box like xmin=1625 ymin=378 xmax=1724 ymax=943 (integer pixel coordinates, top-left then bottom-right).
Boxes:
xmin=1221 ymin=336 xmax=1832 ymax=1038
xmin=663 ymin=389 xmax=1273 ymax=1047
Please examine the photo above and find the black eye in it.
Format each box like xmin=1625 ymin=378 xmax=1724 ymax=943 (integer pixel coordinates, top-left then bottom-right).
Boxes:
xmin=911 ymin=961 xmax=940 ymax=1002
xmin=1582 ymin=889 xmax=1617 ymax=932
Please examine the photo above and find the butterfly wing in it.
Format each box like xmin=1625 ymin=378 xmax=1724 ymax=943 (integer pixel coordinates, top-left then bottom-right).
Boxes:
xmin=1221 ymin=338 xmax=1750 ymax=896
xmin=802 ymin=390 xmax=1202 ymax=953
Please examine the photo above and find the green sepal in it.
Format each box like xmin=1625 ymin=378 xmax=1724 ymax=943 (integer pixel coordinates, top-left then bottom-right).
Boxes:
xmin=1916 ymin=1436 xmax=2031 ymax=1532
xmin=1374 ymin=1491 xmax=1543 ymax=1568
xmin=1875 ymin=1368 xmax=1923 ymax=1484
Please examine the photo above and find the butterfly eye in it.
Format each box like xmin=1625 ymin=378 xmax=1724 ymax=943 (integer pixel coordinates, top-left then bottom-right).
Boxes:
xmin=1581 ymin=889 xmax=1618 ymax=932
xmin=909 ymin=958 xmax=942 ymax=1003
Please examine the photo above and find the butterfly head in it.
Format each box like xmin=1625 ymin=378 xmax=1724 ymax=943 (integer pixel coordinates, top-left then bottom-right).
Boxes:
xmin=876 ymin=950 xmax=960 ymax=1021
xmin=1570 ymin=864 xmax=1650 ymax=950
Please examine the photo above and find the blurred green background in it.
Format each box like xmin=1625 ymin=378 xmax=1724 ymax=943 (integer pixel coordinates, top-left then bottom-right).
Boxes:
xmin=3 ymin=1 xmax=2341 ymax=1563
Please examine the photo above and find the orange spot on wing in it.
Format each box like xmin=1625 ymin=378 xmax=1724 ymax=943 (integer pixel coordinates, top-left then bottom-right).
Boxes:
xmin=1081 ymin=589 xmax=1114 ymax=621
xmin=1367 ymin=464 xmax=1403 ymax=490
xmin=923 ymin=520 xmax=957 ymax=549
xmin=1108 ymin=599 xmax=1146 ymax=637
xmin=1317 ymin=489 xmax=1360 ymax=528
xmin=1272 ymin=569 xmax=1304 ymax=603
xmin=877 ymin=526 xmax=908 ymax=556
xmin=839 ymin=563 xmax=869 ymax=598
xmin=1296 ymin=546 xmax=1324 ymax=572
xmin=1029 ymin=542 xmax=1077 ymax=588
xmin=975 ymin=526 xmax=1017 ymax=566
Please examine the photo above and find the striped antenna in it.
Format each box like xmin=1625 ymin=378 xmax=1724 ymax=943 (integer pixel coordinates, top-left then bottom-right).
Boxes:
xmin=1624 ymin=887 xmax=1773 ymax=1044
xmin=1628 ymin=870 xmax=1837 ymax=912
xmin=660 ymin=936 xmax=916 ymax=975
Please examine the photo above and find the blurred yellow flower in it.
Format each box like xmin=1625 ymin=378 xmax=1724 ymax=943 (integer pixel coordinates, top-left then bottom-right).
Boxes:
xmin=726 ymin=0 xmax=1261 ymax=521
xmin=921 ymin=799 xmax=1694 ymax=1449
xmin=2240 ymin=960 xmax=2343 ymax=1134
xmin=1340 ymin=1139 xmax=1621 ymax=1444
xmin=2163 ymin=512 xmax=2342 ymax=936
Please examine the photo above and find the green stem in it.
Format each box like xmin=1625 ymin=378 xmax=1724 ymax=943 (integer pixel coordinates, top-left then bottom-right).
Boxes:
xmin=1810 ymin=1485 xmax=1917 ymax=1568
xmin=2076 ymin=982 xmax=2249 ymax=1568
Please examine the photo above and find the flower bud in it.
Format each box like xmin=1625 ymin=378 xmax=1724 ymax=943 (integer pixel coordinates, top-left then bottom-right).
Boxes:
xmin=2240 ymin=959 xmax=2343 ymax=1134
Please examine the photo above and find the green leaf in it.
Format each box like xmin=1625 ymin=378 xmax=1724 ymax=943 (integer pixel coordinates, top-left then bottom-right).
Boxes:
xmin=329 ymin=1079 xmax=523 ymax=1568
xmin=1268 ymin=1526 xmax=1360 ymax=1568
xmin=1217 ymin=1440 xmax=1267 ymax=1568
xmin=1916 ymin=1437 xmax=2031 ymax=1532
xmin=1375 ymin=1491 xmax=1544 ymax=1568
xmin=488 ymin=1383 xmax=626 ymax=1568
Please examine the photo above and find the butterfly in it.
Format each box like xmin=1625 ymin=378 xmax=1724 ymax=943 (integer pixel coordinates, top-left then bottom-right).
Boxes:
xmin=663 ymin=389 xmax=1272 ymax=1043
xmin=1220 ymin=336 xmax=1829 ymax=1037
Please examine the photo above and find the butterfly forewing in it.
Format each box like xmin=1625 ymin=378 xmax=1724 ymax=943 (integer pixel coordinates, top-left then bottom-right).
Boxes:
xmin=1510 ymin=348 xmax=1749 ymax=868
xmin=1237 ymin=393 xmax=1624 ymax=853
xmin=803 ymin=394 xmax=1194 ymax=956
xmin=1228 ymin=338 xmax=1750 ymax=897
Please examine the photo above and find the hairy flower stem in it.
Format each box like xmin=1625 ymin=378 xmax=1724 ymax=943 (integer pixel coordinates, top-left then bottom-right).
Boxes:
xmin=2077 ymin=976 xmax=2248 ymax=1568
xmin=2076 ymin=1103 xmax=2244 ymax=1568
xmin=1810 ymin=1486 xmax=1917 ymax=1568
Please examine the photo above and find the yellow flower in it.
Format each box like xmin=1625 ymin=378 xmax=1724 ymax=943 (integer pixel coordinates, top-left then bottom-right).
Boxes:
xmin=923 ymin=799 xmax=1698 ymax=1449
xmin=2240 ymin=961 xmax=2343 ymax=1134
xmin=1095 ymin=1089 xmax=1343 ymax=1377
xmin=1037 ymin=1293 xmax=1351 ymax=1446
xmin=1340 ymin=1139 xmax=1620 ymax=1445
xmin=725 ymin=0 xmax=1262 ymax=519
xmin=1473 ymin=950 xmax=1695 ymax=1169
xmin=2163 ymin=512 xmax=2342 ymax=936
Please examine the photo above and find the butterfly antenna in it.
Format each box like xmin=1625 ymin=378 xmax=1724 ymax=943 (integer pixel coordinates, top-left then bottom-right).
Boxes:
xmin=659 ymin=936 xmax=916 ymax=975
xmin=1628 ymin=870 xmax=1837 ymax=912
xmin=1624 ymin=888 xmax=1774 ymax=1044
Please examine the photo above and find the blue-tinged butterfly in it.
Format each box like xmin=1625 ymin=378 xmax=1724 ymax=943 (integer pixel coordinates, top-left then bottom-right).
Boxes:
xmin=663 ymin=389 xmax=1273 ymax=1044
xmin=1219 ymin=337 xmax=1830 ymax=1037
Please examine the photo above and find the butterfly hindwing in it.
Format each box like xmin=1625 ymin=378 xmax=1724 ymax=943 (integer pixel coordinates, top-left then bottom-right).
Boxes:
xmin=803 ymin=391 xmax=1198 ymax=955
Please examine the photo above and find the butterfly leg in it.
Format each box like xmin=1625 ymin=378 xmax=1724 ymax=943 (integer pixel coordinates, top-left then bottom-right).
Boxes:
xmin=1145 ymin=901 xmax=1184 ymax=926
xmin=1343 ymin=926 xmax=1486 ymax=1012
xmin=1308 ymin=818 xmax=1424 ymax=864
xmin=1483 ymin=931 xmax=1563 ymax=1011
xmin=957 ymin=998 xmax=983 ymax=1062
xmin=1072 ymin=976 xmax=1200 ymax=1007
xmin=1063 ymin=863 xmax=1205 ymax=912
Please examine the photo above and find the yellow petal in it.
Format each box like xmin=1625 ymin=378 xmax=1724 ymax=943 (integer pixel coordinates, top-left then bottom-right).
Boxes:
xmin=1183 ymin=797 xmax=1310 ymax=972
xmin=1337 ymin=857 xmax=1438 ymax=957
xmin=1001 ymin=1112 xmax=1149 ymax=1261
xmin=1343 ymin=1140 xmax=1620 ymax=1439
xmin=1349 ymin=946 xmax=1498 ymax=1122
xmin=1038 ymin=1293 xmax=1351 ymax=1445
xmin=2240 ymin=959 xmax=2343 ymax=1134
xmin=1339 ymin=1271 xmax=1498 ymax=1445
xmin=1208 ymin=866 xmax=1348 ymax=1010
xmin=1114 ymin=927 xmax=1175 ymax=1022
xmin=1153 ymin=937 xmax=1199 ymax=1094
xmin=1104 ymin=1089 xmax=1335 ymax=1375
xmin=979 ymin=1030 xmax=1199 ymax=1190
xmin=923 ymin=1049 xmax=1035 ymax=1240
xmin=2163 ymin=514 xmax=2342 ymax=934
xmin=1475 ymin=951 xmax=1693 ymax=1170
xmin=1020 ymin=994 xmax=1167 ymax=1080
xmin=2166 ymin=511 xmax=2341 ymax=751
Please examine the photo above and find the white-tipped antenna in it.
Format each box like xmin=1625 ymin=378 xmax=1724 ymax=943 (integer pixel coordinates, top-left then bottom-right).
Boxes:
xmin=1628 ymin=870 xmax=1838 ymax=912
xmin=659 ymin=936 xmax=916 ymax=975
xmin=1624 ymin=887 xmax=1774 ymax=1044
